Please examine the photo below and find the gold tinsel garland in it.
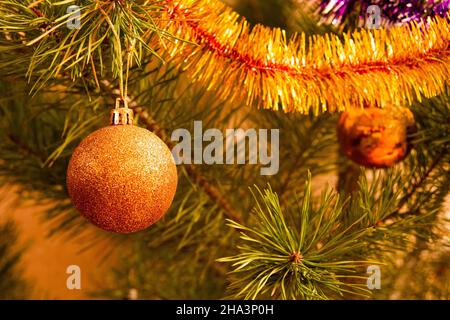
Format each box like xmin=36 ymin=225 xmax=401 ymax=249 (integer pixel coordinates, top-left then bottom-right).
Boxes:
xmin=158 ymin=0 xmax=449 ymax=113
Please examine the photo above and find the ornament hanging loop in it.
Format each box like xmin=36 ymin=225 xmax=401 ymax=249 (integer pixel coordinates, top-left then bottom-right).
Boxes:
xmin=114 ymin=97 xmax=129 ymax=109
xmin=111 ymin=98 xmax=134 ymax=126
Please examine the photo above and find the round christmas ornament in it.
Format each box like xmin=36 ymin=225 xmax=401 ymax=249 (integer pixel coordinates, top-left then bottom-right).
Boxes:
xmin=66 ymin=104 xmax=178 ymax=234
xmin=337 ymin=106 xmax=416 ymax=168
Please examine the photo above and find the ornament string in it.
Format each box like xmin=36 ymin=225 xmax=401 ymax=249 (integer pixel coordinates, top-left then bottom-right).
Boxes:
xmin=124 ymin=39 xmax=135 ymax=108
xmin=98 ymin=5 xmax=130 ymax=109
xmin=120 ymin=5 xmax=137 ymax=110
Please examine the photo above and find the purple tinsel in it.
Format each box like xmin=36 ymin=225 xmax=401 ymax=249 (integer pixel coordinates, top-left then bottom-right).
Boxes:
xmin=316 ymin=0 xmax=450 ymax=26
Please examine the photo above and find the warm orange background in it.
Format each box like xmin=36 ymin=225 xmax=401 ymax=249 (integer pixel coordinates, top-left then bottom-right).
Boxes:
xmin=0 ymin=186 xmax=118 ymax=299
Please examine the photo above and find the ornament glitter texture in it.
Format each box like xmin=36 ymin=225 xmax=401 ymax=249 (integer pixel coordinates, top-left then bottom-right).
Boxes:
xmin=67 ymin=107 xmax=178 ymax=234
xmin=337 ymin=106 xmax=416 ymax=168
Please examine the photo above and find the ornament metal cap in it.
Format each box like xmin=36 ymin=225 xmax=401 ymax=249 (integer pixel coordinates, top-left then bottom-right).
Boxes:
xmin=110 ymin=99 xmax=134 ymax=126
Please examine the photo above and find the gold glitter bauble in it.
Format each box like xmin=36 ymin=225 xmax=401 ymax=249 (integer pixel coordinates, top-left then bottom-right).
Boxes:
xmin=67 ymin=116 xmax=178 ymax=234
xmin=337 ymin=107 xmax=416 ymax=168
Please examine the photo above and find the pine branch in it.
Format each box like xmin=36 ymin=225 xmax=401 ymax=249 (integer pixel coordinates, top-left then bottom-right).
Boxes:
xmin=219 ymin=175 xmax=378 ymax=300
xmin=0 ymin=0 xmax=177 ymax=92
xmin=392 ymin=150 xmax=446 ymax=218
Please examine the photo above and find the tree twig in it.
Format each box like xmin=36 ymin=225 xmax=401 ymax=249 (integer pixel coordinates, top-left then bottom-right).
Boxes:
xmin=388 ymin=151 xmax=445 ymax=220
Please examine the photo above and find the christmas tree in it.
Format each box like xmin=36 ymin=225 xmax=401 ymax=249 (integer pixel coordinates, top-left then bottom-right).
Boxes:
xmin=0 ymin=0 xmax=448 ymax=300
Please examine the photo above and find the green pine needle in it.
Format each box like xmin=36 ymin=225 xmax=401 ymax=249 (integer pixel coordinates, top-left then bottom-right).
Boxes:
xmin=218 ymin=175 xmax=378 ymax=300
